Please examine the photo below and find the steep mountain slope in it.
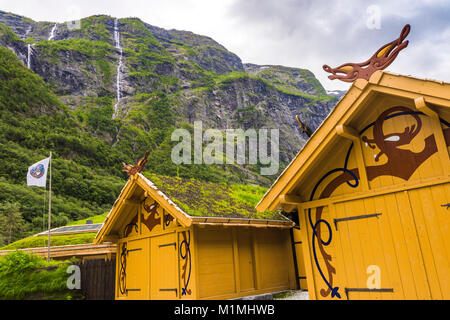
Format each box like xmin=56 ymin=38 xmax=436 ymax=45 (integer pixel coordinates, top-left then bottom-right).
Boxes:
xmin=0 ymin=46 xmax=126 ymax=240
xmin=0 ymin=11 xmax=337 ymax=163
xmin=0 ymin=11 xmax=339 ymax=241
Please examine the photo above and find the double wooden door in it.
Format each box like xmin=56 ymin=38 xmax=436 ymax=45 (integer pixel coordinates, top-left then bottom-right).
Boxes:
xmin=304 ymin=183 xmax=449 ymax=300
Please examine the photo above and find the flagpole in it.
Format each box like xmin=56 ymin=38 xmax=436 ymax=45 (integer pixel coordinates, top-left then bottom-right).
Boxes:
xmin=43 ymin=185 xmax=46 ymax=232
xmin=47 ymin=152 xmax=52 ymax=262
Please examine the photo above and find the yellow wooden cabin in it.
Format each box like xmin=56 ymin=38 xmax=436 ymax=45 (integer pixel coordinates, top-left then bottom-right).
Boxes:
xmin=94 ymin=173 xmax=297 ymax=300
xmin=256 ymin=70 xmax=450 ymax=300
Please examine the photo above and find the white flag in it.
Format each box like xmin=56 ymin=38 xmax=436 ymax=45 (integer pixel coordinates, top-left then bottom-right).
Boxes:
xmin=27 ymin=157 xmax=50 ymax=188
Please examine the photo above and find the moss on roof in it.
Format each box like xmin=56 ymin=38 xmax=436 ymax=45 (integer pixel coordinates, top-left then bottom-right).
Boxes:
xmin=0 ymin=233 xmax=96 ymax=250
xmin=143 ymin=172 xmax=288 ymax=221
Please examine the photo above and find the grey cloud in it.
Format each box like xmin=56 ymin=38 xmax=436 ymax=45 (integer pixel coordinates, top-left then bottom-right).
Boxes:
xmin=227 ymin=0 xmax=450 ymax=89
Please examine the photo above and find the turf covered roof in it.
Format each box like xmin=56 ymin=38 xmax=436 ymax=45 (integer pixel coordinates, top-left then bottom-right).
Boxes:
xmin=142 ymin=172 xmax=290 ymax=221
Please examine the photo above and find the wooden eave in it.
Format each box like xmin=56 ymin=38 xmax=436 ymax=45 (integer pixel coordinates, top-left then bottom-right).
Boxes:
xmin=256 ymin=70 xmax=450 ymax=212
xmin=190 ymin=216 xmax=294 ymax=228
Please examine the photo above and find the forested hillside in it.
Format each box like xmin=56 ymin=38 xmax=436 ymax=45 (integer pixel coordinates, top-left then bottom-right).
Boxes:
xmin=0 ymin=11 xmax=339 ymax=244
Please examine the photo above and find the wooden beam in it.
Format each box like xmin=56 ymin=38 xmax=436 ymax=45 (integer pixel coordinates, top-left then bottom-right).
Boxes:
xmin=279 ymin=194 xmax=303 ymax=205
xmin=335 ymin=124 xmax=359 ymax=141
xmin=294 ymin=175 xmax=449 ymax=210
xmin=415 ymin=97 xmax=450 ymax=175
xmin=336 ymin=124 xmax=370 ymax=191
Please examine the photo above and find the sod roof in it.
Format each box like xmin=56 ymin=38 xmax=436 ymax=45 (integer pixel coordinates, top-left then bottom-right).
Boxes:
xmin=142 ymin=172 xmax=289 ymax=221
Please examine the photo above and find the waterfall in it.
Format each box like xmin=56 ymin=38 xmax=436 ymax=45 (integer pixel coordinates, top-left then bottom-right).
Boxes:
xmin=27 ymin=44 xmax=32 ymax=69
xmin=25 ymin=25 xmax=34 ymax=69
xmin=112 ymin=18 xmax=123 ymax=120
xmin=48 ymin=24 xmax=57 ymax=41
xmin=25 ymin=25 xmax=32 ymax=37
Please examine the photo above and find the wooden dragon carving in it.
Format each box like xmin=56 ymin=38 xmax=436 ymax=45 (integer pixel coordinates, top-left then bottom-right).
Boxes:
xmin=296 ymin=115 xmax=313 ymax=137
xmin=323 ymin=24 xmax=411 ymax=82
xmin=122 ymin=150 xmax=150 ymax=176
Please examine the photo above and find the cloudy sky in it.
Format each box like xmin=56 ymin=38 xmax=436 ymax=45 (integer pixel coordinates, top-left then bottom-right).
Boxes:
xmin=1 ymin=0 xmax=449 ymax=91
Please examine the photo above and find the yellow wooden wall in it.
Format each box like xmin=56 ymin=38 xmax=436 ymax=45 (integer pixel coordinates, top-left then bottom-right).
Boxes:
xmin=113 ymin=196 xmax=296 ymax=300
xmin=194 ymin=226 xmax=296 ymax=300
xmin=294 ymin=97 xmax=450 ymax=300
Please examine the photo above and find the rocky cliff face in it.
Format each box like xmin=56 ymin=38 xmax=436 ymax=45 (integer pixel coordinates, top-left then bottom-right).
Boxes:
xmin=0 ymin=10 xmax=339 ymax=184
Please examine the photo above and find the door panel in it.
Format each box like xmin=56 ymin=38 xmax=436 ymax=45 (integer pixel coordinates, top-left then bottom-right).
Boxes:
xmin=407 ymin=183 xmax=450 ymax=299
xmin=329 ymin=192 xmax=431 ymax=300
xmin=150 ymin=233 xmax=178 ymax=299
xmin=119 ymin=238 xmax=149 ymax=300
xmin=306 ymin=182 xmax=449 ymax=300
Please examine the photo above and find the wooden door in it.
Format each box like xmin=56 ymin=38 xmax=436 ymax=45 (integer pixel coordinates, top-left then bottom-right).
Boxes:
xmin=150 ymin=233 xmax=179 ymax=299
xmin=237 ymin=232 xmax=255 ymax=292
xmin=331 ymin=193 xmax=432 ymax=300
xmin=116 ymin=238 xmax=149 ymax=300
xmin=407 ymin=183 xmax=450 ymax=299
xmin=304 ymin=190 xmax=436 ymax=300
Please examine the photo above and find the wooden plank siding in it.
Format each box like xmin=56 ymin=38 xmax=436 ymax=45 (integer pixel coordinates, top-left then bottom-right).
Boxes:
xmin=195 ymin=227 xmax=296 ymax=300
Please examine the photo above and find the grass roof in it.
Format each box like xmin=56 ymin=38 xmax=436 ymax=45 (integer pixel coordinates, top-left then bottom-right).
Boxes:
xmin=66 ymin=213 xmax=108 ymax=226
xmin=143 ymin=172 xmax=287 ymax=221
xmin=0 ymin=233 xmax=96 ymax=250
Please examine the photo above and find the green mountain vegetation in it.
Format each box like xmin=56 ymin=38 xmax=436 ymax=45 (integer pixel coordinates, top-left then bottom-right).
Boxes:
xmin=0 ymin=251 xmax=82 ymax=299
xmin=0 ymin=11 xmax=338 ymax=245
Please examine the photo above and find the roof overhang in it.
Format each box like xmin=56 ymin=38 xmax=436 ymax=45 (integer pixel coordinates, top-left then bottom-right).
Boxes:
xmin=256 ymin=70 xmax=450 ymax=212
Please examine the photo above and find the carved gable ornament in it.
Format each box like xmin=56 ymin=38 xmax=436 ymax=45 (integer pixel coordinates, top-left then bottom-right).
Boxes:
xmin=323 ymin=24 xmax=411 ymax=83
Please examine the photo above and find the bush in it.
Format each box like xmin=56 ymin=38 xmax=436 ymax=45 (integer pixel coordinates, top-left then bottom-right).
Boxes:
xmin=0 ymin=251 xmax=83 ymax=300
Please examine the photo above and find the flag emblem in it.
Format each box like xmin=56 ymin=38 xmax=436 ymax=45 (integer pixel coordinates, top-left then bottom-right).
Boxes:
xmin=30 ymin=164 xmax=45 ymax=179
xmin=27 ymin=157 xmax=50 ymax=188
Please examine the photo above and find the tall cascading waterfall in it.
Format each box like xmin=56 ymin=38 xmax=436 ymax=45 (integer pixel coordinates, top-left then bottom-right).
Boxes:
xmin=48 ymin=23 xmax=57 ymax=41
xmin=112 ymin=18 xmax=123 ymax=120
xmin=25 ymin=25 xmax=33 ymax=69
xmin=27 ymin=44 xmax=32 ymax=69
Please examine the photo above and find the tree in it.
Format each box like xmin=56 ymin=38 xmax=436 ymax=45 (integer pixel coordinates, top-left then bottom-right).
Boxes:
xmin=0 ymin=202 xmax=26 ymax=245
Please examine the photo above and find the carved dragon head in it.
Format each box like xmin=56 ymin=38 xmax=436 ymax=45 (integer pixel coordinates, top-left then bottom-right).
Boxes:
xmin=323 ymin=24 xmax=411 ymax=82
